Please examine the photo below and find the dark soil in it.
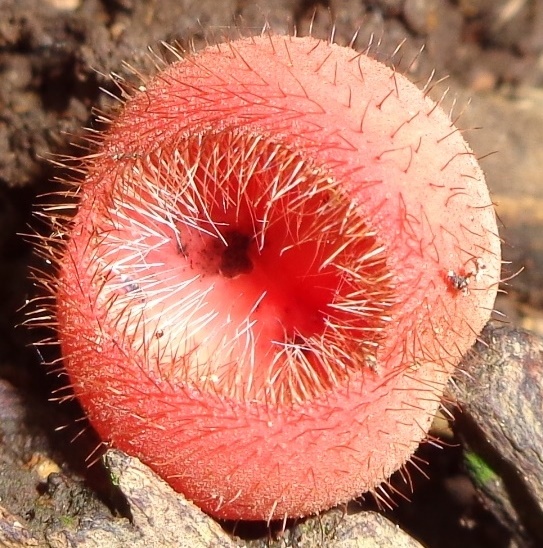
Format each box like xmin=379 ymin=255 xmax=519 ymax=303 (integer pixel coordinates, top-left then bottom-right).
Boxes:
xmin=1 ymin=1 xmax=542 ymax=547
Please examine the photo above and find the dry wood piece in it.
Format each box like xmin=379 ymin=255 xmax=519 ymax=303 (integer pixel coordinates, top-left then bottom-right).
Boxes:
xmin=452 ymin=324 xmax=543 ymax=545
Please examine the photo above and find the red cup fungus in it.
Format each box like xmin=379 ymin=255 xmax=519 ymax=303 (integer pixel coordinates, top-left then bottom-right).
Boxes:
xmin=37 ymin=35 xmax=501 ymax=521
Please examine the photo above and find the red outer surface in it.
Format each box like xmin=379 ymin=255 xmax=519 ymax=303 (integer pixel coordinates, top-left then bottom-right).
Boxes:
xmin=55 ymin=36 xmax=501 ymax=520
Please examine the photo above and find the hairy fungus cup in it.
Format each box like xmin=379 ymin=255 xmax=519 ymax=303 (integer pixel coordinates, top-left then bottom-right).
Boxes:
xmin=40 ymin=35 xmax=501 ymax=520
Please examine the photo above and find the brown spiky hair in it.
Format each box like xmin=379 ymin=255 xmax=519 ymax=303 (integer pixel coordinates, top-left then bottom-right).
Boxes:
xmin=28 ymin=33 xmax=501 ymax=521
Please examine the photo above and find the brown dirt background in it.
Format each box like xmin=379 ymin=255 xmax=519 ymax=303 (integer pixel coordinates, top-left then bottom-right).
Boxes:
xmin=1 ymin=0 xmax=543 ymax=546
